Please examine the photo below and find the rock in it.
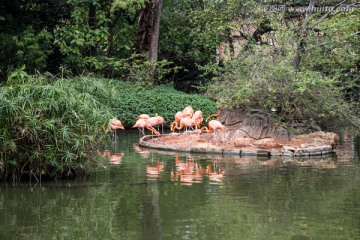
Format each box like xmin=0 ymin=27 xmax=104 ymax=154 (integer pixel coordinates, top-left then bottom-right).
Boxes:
xmin=295 ymin=148 xmax=309 ymax=156
xmin=270 ymin=150 xmax=282 ymax=156
xmin=283 ymin=150 xmax=295 ymax=157
xmin=240 ymin=150 xmax=258 ymax=156
xmin=283 ymin=146 xmax=296 ymax=152
xmin=290 ymin=131 xmax=340 ymax=149
xmin=308 ymin=131 xmax=339 ymax=149
xmin=233 ymin=137 xmax=253 ymax=147
xmin=223 ymin=149 xmax=241 ymax=156
xmin=206 ymin=147 xmax=223 ymax=154
xmin=190 ymin=147 xmax=207 ymax=153
xmin=220 ymin=108 xmax=291 ymax=143
xmin=255 ymin=138 xmax=280 ymax=149
xmin=257 ymin=150 xmax=270 ymax=157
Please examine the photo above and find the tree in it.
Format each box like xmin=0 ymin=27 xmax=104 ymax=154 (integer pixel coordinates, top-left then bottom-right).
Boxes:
xmin=205 ymin=0 xmax=360 ymax=130
xmin=149 ymin=0 xmax=163 ymax=77
xmin=0 ymin=0 xmax=69 ymax=82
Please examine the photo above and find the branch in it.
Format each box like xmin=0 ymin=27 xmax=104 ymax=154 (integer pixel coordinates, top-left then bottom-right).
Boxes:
xmin=301 ymin=0 xmax=317 ymax=28
xmin=306 ymin=0 xmax=316 ymax=19
xmin=316 ymin=0 xmax=348 ymax=25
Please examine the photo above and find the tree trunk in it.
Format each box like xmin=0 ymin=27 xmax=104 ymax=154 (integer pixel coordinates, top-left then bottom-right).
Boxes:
xmin=148 ymin=0 xmax=163 ymax=77
xmin=135 ymin=2 xmax=153 ymax=54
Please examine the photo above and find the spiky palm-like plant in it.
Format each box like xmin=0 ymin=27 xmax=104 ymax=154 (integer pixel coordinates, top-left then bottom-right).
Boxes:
xmin=0 ymin=75 xmax=112 ymax=181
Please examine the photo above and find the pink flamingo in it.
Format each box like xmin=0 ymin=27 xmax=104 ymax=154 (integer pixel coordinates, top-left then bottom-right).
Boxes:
xmin=192 ymin=110 xmax=203 ymax=129
xmin=136 ymin=114 xmax=150 ymax=120
xmin=172 ymin=117 xmax=196 ymax=132
xmin=132 ymin=118 xmax=161 ymax=136
xmin=106 ymin=118 xmax=125 ymax=141
xmin=183 ymin=106 xmax=194 ymax=118
xmin=206 ymin=108 xmax=221 ymax=122
xmin=155 ymin=113 xmax=166 ymax=134
xmin=170 ymin=111 xmax=185 ymax=132
xmin=201 ymin=120 xmax=225 ymax=144
xmin=133 ymin=118 xmax=147 ymax=136
xmin=145 ymin=117 xmax=161 ymax=135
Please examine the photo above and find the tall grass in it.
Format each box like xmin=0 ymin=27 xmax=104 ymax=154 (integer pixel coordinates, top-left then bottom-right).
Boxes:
xmin=0 ymin=75 xmax=112 ymax=181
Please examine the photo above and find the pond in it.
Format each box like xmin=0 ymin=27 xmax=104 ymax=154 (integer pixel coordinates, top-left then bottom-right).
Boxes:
xmin=1 ymin=130 xmax=360 ymax=240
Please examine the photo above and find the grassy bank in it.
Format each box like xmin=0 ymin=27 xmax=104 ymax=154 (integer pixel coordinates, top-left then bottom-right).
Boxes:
xmin=0 ymin=75 xmax=217 ymax=181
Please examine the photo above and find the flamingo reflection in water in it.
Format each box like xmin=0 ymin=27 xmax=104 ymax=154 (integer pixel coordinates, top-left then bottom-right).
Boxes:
xmin=170 ymin=154 xmax=224 ymax=185
xmin=133 ymin=143 xmax=150 ymax=158
xmin=207 ymin=158 xmax=225 ymax=184
xmin=146 ymin=162 xmax=165 ymax=180
xmin=97 ymin=150 xmax=125 ymax=165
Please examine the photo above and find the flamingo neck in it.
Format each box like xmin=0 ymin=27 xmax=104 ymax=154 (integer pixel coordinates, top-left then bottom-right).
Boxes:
xmin=200 ymin=126 xmax=209 ymax=133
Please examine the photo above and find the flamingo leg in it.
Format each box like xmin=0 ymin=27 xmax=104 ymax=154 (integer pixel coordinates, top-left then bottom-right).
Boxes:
xmin=214 ymin=130 xmax=218 ymax=145
xmin=138 ymin=128 xmax=145 ymax=138
xmin=146 ymin=126 xmax=160 ymax=135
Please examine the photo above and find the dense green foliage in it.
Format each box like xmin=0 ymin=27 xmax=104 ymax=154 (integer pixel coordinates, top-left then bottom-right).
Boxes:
xmin=82 ymin=77 xmax=217 ymax=127
xmin=0 ymin=75 xmax=113 ymax=181
xmin=204 ymin=3 xmax=359 ymax=130
xmin=206 ymin=50 xmax=356 ymax=130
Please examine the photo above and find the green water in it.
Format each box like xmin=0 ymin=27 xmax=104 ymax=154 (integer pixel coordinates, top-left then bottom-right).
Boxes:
xmin=1 ymin=131 xmax=360 ymax=240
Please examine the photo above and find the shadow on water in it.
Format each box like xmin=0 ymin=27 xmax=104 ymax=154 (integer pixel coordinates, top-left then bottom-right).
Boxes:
xmin=1 ymin=130 xmax=360 ymax=240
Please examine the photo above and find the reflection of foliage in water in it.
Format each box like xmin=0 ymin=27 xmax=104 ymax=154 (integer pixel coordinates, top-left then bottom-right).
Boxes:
xmin=1 ymin=131 xmax=360 ymax=239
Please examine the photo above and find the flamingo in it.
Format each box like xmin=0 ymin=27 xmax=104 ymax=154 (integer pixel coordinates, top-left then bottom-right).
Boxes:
xmin=170 ymin=111 xmax=185 ymax=132
xmin=155 ymin=113 xmax=166 ymax=134
xmin=133 ymin=118 xmax=147 ymax=136
xmin=106 ymin=118 xmax=125 ymax=141
xmin=172 ymin=117 xmax=198 ymax=145
xmin=201 ymin=120 xmax=225 ymax=144
xmin=144 ymin=117 xmax=161 ymax=135
xmin=107 ymin=118 xmax=125 ymax=131
xmin=132 ymin=118 xmax=160 ymax=136
xmin=206 ymin=108 xmax=221 ymax=122
xmin=183 ymin=106 xmax=194 ymax=118
xmin=171 ymin=117 xmax=196 ymax=132
xmin=136 ymin=114 xmax=150 ymax=120
xmin=192 ymin=110 xmax=203 ymax=129
xmin=201 ymin=120 xmax=224 ymax=133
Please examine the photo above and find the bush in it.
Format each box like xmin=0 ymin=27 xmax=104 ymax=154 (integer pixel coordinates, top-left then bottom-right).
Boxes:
xmin=205 ymin=53 xmax=357 ymax=130
xmin=72 ymin=76 xmax=218 ymax=127
xmin=0 ymin=74 xmax=112 ymax=181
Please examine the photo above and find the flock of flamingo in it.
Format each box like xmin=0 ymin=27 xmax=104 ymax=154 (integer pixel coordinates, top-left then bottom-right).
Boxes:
xmin=108 ymin=106 xmax=224 ymax=138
